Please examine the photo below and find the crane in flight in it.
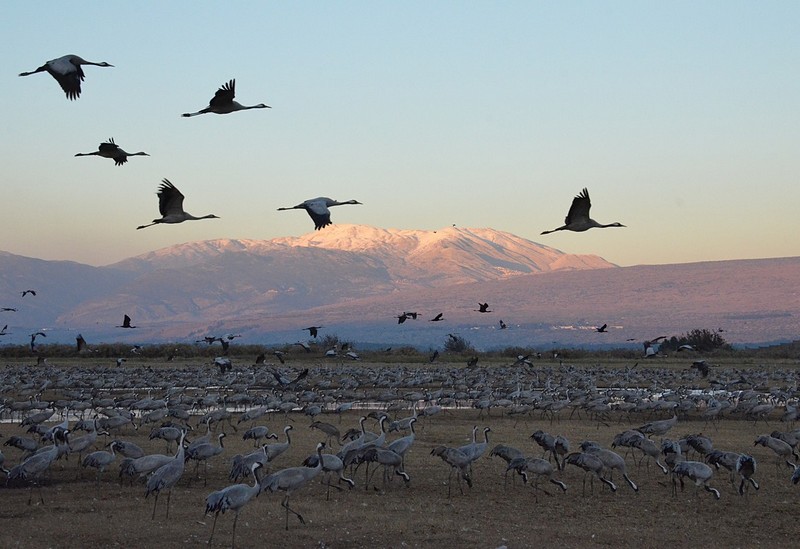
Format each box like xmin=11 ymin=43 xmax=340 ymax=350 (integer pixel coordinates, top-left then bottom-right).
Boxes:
xmin=136 ymin=179 xmax=219 ymax=230
xmin=182 ymin=79 xmax=270 ymax=117
xmin=278 ymin=197 xmax=362 ymax=230
xmin=117 ymin=315 xmax=136 ymax=329
xmin=75 ymin=138 xmax=149 ymax=166
xmin=19 ymin=54 xmax=113 ymax=100
xmin=541 ymin=188 xmax=625 ymax=235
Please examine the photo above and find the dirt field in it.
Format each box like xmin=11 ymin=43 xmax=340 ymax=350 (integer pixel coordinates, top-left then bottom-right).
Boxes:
xmin=1 ymin=359 xmax=798 ymax=548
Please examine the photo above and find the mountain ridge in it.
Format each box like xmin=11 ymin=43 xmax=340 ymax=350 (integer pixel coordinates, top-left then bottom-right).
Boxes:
xmin=1 ymin=226 xmax=797 ymax=347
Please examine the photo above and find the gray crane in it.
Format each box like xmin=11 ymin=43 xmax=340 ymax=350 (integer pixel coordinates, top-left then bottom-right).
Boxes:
xmin=302 ymin=451 xmax=355 ymax=500
xmin=531 ymin=429 xmax=568 ymax=470
xmin=705 ymin=449 xmax=742 ymax=487
xmin=136 ymin=179 xmax=220 ymax=230
xmin=506 ymin=457 xmax=567 ymax=500
xmin=75 ymin=138 xmax=148 ymax=166
xmin=259 ymin=442 xmax=326 ymax=530
xmin=541 ymin=188 xmax=625 ymax=235
xmin=458 ymin=426 xmax=491 ymax=467
xmin=309 ymin=421 xmax=341 ymax=448
xmin=111 ymin=439 xmax=145 ymax=459
xmin=386 ymin=417 xmax=417 ymax=468
xmin=19 ymin=54 xmax=113 ymax=100
xmin=182 ymin=79 xmax=270 ymax=117
xmin=119 ymin=453 xmax=174 ymax=485
xmin=564 ymin=452 xmax=617 ymax=495
xmin=205 ymin=462 xmax=263 ymax=547
xmin=242 ymin=425 xmax=272 ymax=447
xmin=430 ymin=445 xmax=473 ymax=497
xmin=753 ymin=434 xmax=798 ymax=470
xmin=736 ymin=454 xmax=759 ymax=496
xmin=264 ymin=425 xmax=293 ymax=463
xmin=228 ymin=443 xmax=276 ymax=482
xmin=637 ymin=414 xmax=678 ymax=438
xmin=277 ymin=197 xmax=362 ymax=230
xmin=361 ymin=446 xmax=410 ymax=490
xmin=186 ymin=433 xmax=226 ymax=485
xmin=81 ymin=441 xmax=119 ymax=485
xmin=489 ymin=444 xmax=525 ymax=485
xmin=337 ymin=417 xmax=370 ymax=459
xmin=672 ymin=460 xmax=720 ymax=499
xmin=6 ymin=427 xmax=69 ymax=504
xmin=145 ymin=430 xmax=187 ymax=519
xmin=583 ymin=445 xmax=638 ymax=492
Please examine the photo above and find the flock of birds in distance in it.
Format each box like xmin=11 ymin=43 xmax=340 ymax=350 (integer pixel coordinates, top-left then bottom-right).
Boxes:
xmin=19 ymin=54 xmax=626 ymax=233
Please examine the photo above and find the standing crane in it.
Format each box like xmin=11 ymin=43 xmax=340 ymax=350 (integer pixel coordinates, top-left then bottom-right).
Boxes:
xmin=541 ymin=188 xmax=625 ymax=235
xmin=136 ymin=179 xmax=219 ymax=230
xmin=145 ymin=430 xmax=187 ymax=519
xmin=205 ymin=462 xmax=263 ymax=547
xmin=19 ymin=54 xmax=113 ymax=100
xmin=259 ymin=442 xmax=326 ymax=530
xmin=74 ymin=138 xmax=149 ymax=166
xmin=182 ymin=79 xmax=270 ymax=117
xmin=277 ymin=197 xmax=362 ymax=230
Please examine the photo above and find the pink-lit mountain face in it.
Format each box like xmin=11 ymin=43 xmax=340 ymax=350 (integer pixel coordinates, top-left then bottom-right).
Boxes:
xmin=2 ymin=226 xmax=797 ymax=348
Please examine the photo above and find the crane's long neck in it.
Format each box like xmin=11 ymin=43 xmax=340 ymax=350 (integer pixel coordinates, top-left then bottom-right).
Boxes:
xmin=314 ymin=445 xmax=323 ymax=474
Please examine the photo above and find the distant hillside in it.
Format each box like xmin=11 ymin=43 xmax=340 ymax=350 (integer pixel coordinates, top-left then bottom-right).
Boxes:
xmin=0 ymin=225 xmax=615 ymax=345
xmin=263 ymin=257 xmax=800 ymax=350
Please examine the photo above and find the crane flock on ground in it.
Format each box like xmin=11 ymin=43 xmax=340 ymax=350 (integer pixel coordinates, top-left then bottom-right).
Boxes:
xmin=2 ymin=356 xmax=800 ymax=545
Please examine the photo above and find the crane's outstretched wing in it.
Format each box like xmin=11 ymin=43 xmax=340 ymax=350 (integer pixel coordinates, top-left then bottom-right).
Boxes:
xmin=305 ymin=200 xmax=332 ymax=230
xmin=564 ymin=188 xmax=591 ymax=225
xmin=157 ymin=179 xmax=185 ymax=216
xmin=209 ymin=80 xmax=235 ymax=108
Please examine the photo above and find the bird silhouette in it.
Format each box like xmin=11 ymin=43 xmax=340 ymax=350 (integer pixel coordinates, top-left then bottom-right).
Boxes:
xmin=75 ymin=138 xmax=149 ymax=166
xmin=596 ymin=324 xmax=608 ymax=333
xmin=541 ymin=188 xmax=625 ymax=235
xmin=430 ymin=313 xmax=444 ymax=322
xmin=499 ymin=320 xmax=507 ymax=329
xmin=76 ymin=334 xmax=90 ymax=352
xmin=29 ymin=331 xmax=46 ymax=352
xmin=278 ymin=197 xmax=362 ymax=230
xmin=182 ymin=79 xmax=270 ymax=117
xmin=136 ymin=179 xmax=219 ymax=230
xmin=475 ymin=303 xmax=492 ymax=313
xmin=304 ymin=326 xmax=322 ymax=338
xmin=117 ymin=314 xmax=136 ymax=329
xmin=21 ymin=290 xmax=36 ymax=297
xmin=19 ymin=54 xmax=113 ymax=100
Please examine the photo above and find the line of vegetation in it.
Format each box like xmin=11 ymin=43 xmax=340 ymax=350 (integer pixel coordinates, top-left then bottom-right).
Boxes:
xmin=0 ymin=328 xmax=796 ymax=362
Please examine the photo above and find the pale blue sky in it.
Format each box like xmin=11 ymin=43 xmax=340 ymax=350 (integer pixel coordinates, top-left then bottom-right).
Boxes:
xmin=2 ymin=2 xmax=798 ymax=267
